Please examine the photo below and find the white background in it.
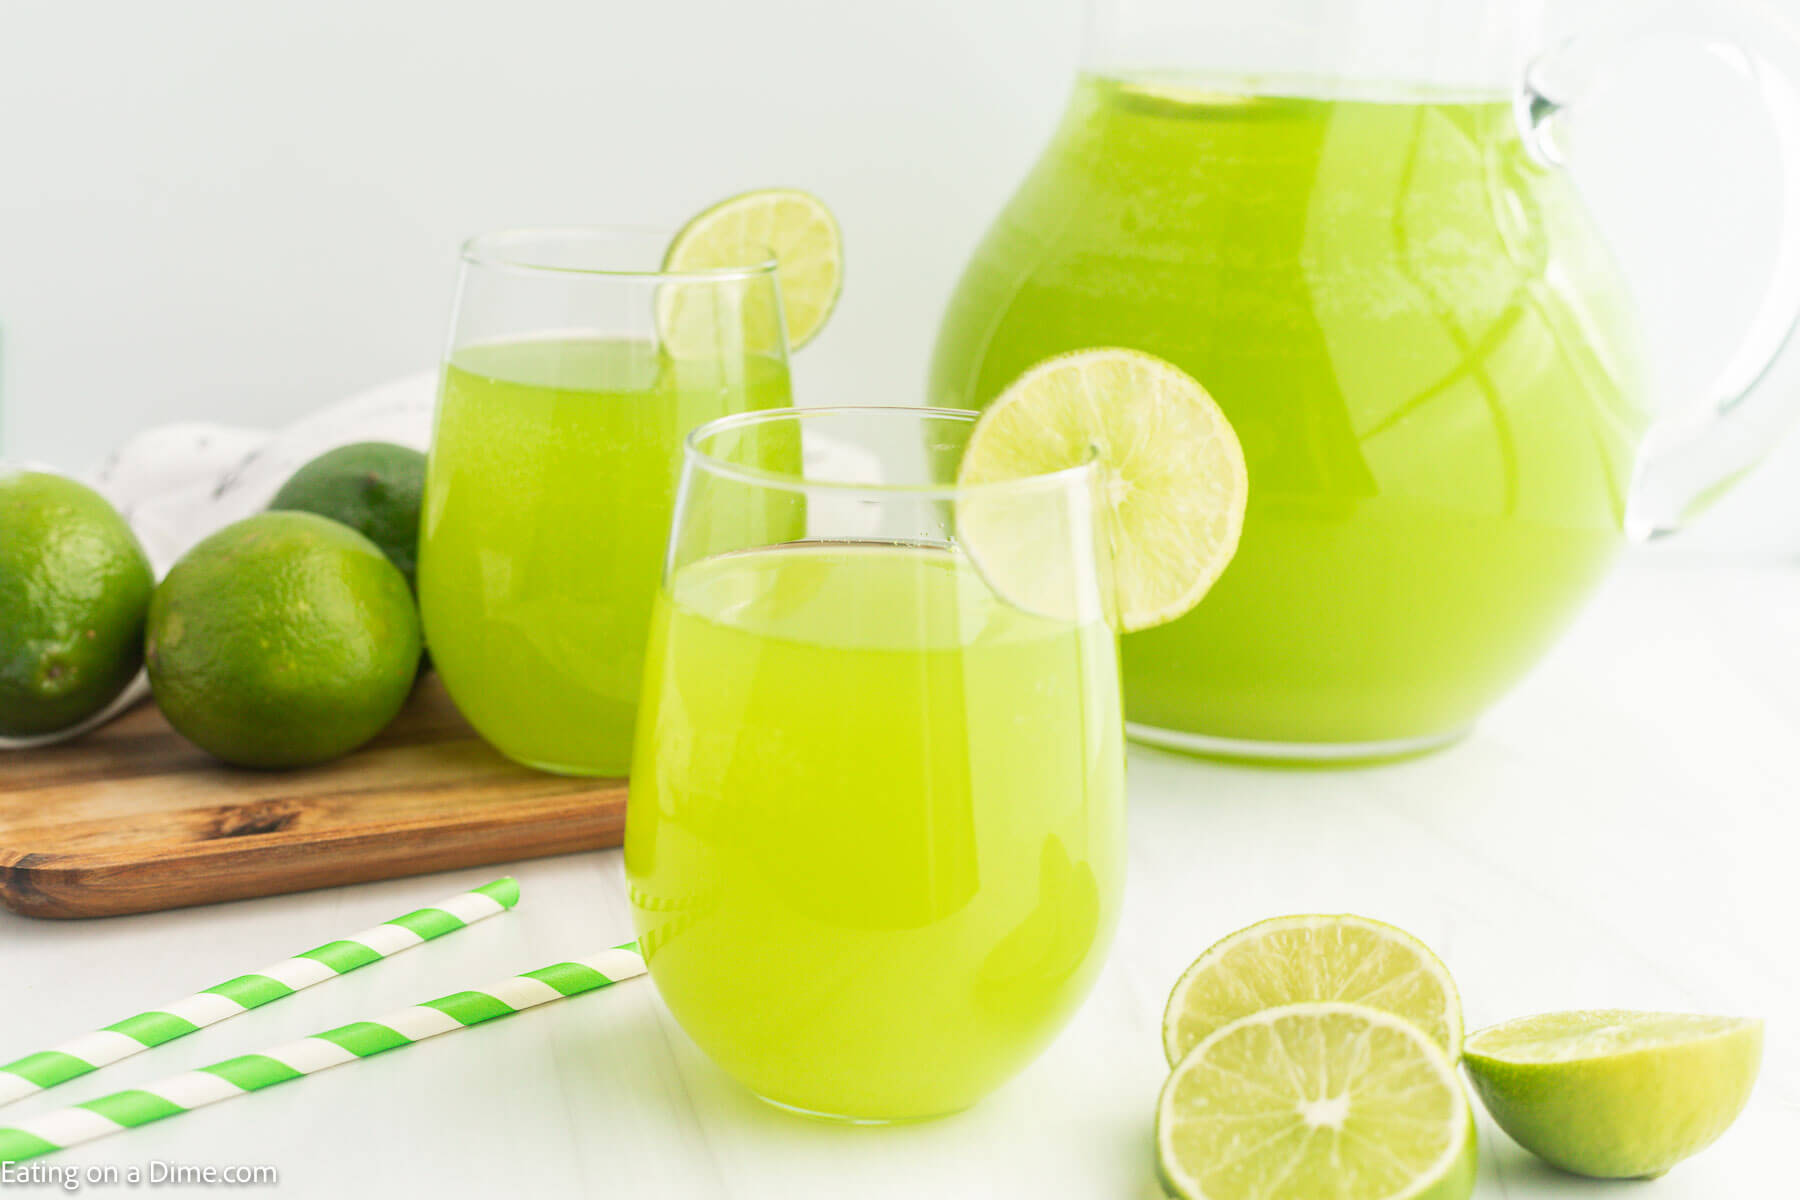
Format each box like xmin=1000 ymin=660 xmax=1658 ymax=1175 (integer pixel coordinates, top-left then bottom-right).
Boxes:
xmin=2 ymin=0 xmax=1799 ymax=553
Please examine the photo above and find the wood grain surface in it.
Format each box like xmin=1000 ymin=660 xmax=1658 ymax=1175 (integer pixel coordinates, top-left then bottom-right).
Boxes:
xmin=0 ymin=675 xmax=626 ymax=919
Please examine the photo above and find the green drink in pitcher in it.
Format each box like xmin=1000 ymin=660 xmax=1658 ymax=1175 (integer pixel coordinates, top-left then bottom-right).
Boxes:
xmin=936 ymin=0 xmax=1800 ymax=760
xmin=420 ymin=229 xmax=791 ymax=776
xmin=933 ymin=73 xmax=1651 ymax=758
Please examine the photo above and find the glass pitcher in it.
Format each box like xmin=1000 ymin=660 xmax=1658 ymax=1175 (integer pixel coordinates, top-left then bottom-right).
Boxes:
xmin=931 ymin=0 xmax=1800 ymax=761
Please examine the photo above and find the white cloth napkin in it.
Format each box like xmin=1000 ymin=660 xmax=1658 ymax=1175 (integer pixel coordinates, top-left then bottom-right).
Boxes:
xmin=1 ymin=369 xmax=439 ymax=749
xmin=93 ymin=369 xmax=439 ymax=575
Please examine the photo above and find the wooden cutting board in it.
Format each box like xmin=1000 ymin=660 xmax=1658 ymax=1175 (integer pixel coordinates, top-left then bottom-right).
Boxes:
xmin=0 ymin=676 xmax=627 ymax=919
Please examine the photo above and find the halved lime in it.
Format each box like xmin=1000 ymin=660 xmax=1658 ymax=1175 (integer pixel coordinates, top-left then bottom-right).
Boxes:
xmin=662 ymin=188 xmax=843 ymax=349
xmin=1463 ymin=1010 xmax=1763 ymax=1179
xmin=1163 ymin=914 xmax=1462 ymax=1066
xmin=955 ymin=349 xmax=1247 ymax=633
xmin=1158 ymin=1002 xmax=1477 ymax=1200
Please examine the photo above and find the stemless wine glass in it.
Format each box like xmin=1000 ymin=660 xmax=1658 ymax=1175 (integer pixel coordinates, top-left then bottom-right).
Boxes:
xmin=419 ymin=229 xmax=790 ymax=776
xmin=625 ymin=406 xmax=1126 ymax=1123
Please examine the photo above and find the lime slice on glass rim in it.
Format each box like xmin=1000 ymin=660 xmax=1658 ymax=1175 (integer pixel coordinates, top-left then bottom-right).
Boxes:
xmin=659 ymin=188 xmax=843 ymax=353
xmin=1462 ymin=1010 xmax=1763 ymax=1180
xmin=1163 ymin=913 xmax=1464 ymax=1067
xmin=955 ymin=348 xmax=1247 ymax=633
xmin=1158 ymin=1002 xmax=1478 ymax=1200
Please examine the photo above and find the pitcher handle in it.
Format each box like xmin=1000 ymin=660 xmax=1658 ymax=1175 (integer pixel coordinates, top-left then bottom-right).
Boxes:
xmin=1520 ymin=0 xmax=1800 ymax=539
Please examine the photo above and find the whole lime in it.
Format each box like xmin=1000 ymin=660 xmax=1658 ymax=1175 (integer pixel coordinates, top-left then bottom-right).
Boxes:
xmin=146 ymin=512 xmax=422 ymax=768
xmin=0 ymin=470 xmax=154 ymax=736
xmin=268 ymin=442 xmax=426 ymax=590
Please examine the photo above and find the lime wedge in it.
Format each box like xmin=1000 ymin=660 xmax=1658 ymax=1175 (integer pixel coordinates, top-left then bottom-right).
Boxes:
xmin=1158 ymin=1002 xmax=1477 ymax=1200
xmin=955 ymin=349 xmax=1247 ymax=633
xmin=1463 ymin=1010 xmax=1763 ymax=1179
xmin=662 ymin=188 xmax=843 ymax=349
xmin=1163 ymin=914 xmax=1462 ymax=1066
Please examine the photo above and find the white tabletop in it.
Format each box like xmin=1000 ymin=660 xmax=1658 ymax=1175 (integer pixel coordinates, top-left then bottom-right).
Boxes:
xmin=3 ymin=558 xmax=1796 ymax=1198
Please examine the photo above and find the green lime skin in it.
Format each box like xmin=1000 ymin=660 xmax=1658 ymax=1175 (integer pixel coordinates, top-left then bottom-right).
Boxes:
xmin=146 ymin=512 xmax=422 ymax=768
xmin=268 ymin=443 xmax=426 ymax=591
xmin=1464 ymin=1014 xmax=1764 ymax=1180
xmin=0 ymin=471 xmax=154 ymax=736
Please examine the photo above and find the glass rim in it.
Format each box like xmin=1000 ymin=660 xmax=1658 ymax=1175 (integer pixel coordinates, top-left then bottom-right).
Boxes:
xmin=682 ymin=405 xmax=1102 ymax=499
xmin=459 ymin=225 xmax=780 ymax=282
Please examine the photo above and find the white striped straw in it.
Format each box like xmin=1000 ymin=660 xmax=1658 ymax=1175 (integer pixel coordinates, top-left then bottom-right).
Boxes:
xmin=0 ymin=945 xmax=645 ymax=1163
xmin=0 ymin=877 xmax=520 ymax=1110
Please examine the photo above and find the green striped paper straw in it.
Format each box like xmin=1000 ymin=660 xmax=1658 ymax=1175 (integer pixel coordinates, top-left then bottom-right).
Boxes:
xmin=0 ymin=878 xmax=521 ymax=1110
xmin=0 ymin=945 xmax=645 ymax=1163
